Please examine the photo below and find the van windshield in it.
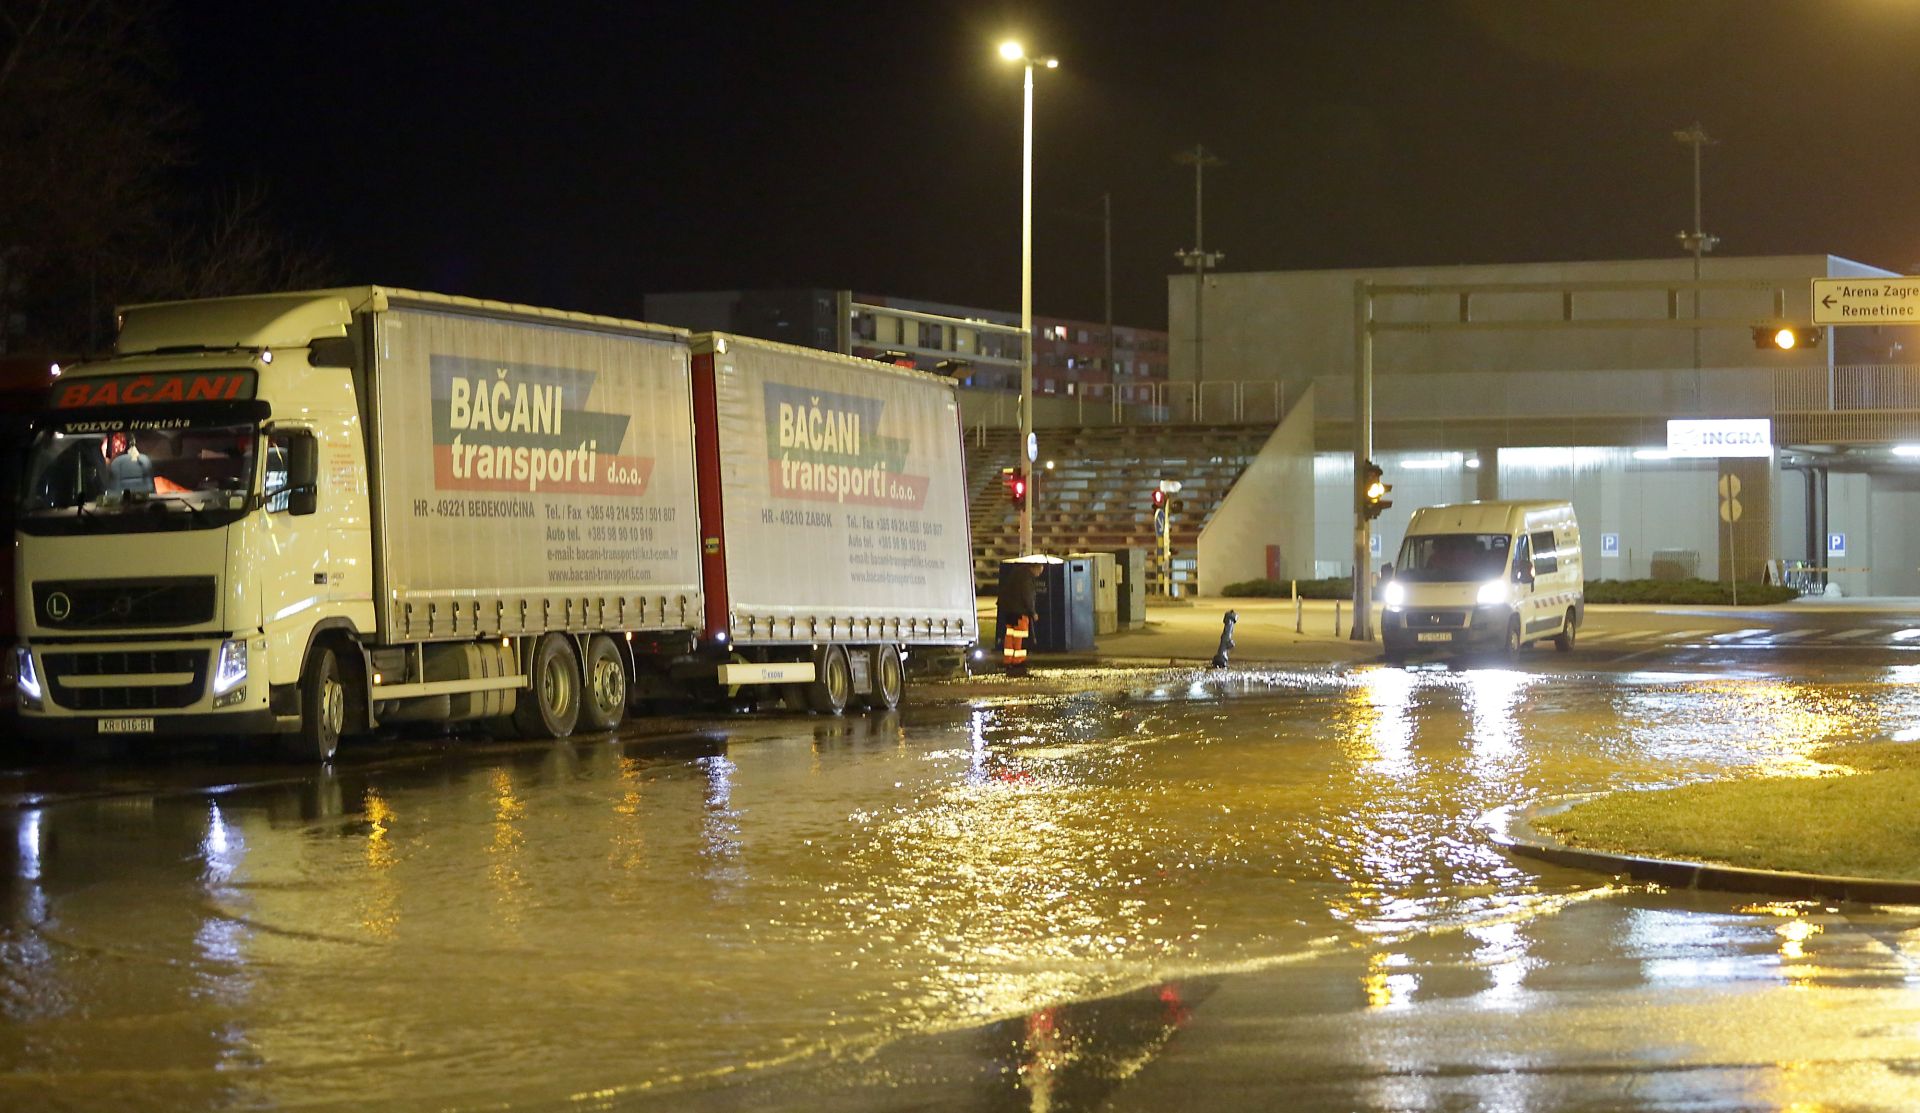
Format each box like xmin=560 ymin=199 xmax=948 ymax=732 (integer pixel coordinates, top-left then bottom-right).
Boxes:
xmin=1395 ymin=532 xmax=1511 ymax=582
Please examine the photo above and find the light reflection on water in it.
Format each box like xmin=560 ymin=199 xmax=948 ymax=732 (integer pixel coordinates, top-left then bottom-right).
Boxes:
xmin=6 ymin=660 xmax=1919 ymax=1107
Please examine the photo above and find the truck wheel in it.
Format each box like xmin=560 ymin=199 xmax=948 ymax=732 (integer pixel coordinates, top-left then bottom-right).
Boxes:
xmin=863 ymin=644 xmax=904 ymax=710
xmin=287 ymin=644 xmax=346 ymax=763
xmin=579 ymin=634 xmax=627 ymax=733
xmin=513 ymin=633 xmax=581 ymax=739
xmin=807 ymin=645 xmax=851 ymax=715
xmin=1554 ymin=609 xmax=1577 ymax=652
xmin=1503 ymin=618 xmax=1522 ymax=660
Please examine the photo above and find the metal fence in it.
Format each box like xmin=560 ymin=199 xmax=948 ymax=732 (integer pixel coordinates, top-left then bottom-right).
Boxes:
xmin=1774 ymin=363 xmax=1920 ymax=444
xmin=961 ymin=379 xmax=1285 ymax=436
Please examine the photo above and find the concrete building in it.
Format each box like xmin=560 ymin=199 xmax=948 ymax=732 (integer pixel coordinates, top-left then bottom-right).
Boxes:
xmin=1166 ymin=256 xmax=1920 ymax=597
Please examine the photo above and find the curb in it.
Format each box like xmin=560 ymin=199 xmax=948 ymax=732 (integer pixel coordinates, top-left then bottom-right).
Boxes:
xmin=1481 ymin=795 xmax=1920 ymax=906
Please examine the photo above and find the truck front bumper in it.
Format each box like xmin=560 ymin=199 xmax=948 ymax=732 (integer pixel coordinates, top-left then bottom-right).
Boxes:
xmin=15 ymin=707 xmax=285 ymax=739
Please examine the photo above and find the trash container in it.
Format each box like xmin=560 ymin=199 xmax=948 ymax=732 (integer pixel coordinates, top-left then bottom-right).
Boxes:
xmin=1070 ymin=551 xmax=1119 ymax=635
xmin=1109 ymin=547 xmax=1147 ymax=629
xmin=1031 ymin=556 xmax=1095 ymax=653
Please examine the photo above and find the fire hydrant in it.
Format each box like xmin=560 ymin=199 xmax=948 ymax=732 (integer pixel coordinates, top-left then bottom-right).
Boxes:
xmin=1211 ymin=609 xmax=1238 ymax=668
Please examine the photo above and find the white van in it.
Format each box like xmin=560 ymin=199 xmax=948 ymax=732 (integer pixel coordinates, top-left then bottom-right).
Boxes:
xmin=1379 ymin=500 xmax=1583 ymax=662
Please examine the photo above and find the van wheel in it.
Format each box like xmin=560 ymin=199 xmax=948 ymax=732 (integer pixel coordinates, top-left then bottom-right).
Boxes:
xmin=513 ymin=633 xmax=582 ymax=739
xmin=579 ymin=634 xmax=627 ymax=733
xmin=863 ymin=644 xmax=904 ymax=710
xmin=807 ymin=645 xmax=852 ymax=715
xmin=1554 ymin=609 xmax=1577 ymax=652
xmin=1503 ymin=618 xmax=1522 ymax=660
xmin=286 ymin=644 xmax=346 ymax=763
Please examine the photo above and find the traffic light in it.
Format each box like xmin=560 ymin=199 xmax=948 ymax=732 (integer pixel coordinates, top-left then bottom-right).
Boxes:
xmin=1361 ymin=460 xmax=1392 ymax=519
xmin=1150 ymin=488 xmax=1166 ymax=510
xmin=1753 ymin=325 xmax=1822 ymax=351
xmin=1004 ymin=467 xmax=1027 ymax=509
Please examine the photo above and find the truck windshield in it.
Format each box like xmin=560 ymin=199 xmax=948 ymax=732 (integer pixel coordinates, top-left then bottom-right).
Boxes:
xmin=1395 ymin=532 xmax=1512 ymax=582
xmin=17 ymin=410 xmax=263 ymax=534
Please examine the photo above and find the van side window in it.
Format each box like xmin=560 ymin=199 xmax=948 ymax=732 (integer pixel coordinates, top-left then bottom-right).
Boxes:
xmin=1530 ymin=530 xmax=1558 ymax=575
xmin=1512 ymin=534 xmax=1531 ymax=579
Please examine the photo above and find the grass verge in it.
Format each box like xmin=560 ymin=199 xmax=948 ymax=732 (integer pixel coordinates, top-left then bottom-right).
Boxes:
xmin=1536 ymin=742 xmax=1920 ymax=881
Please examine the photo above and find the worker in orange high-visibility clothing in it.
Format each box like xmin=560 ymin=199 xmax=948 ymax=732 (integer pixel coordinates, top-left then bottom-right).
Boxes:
xmin=1003 ymin=615 xmax=1031 ymax=676
xmin=996 ymin=562 xmax=1037 ymax=677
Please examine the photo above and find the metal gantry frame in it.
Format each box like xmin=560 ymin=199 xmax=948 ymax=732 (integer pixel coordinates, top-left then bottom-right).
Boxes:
xmin=1349 ymin=276 xmax=1816 ymax=642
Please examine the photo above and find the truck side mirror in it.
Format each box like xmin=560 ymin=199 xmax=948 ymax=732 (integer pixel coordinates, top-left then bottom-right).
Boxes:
xmin=1516 ymin=561 xmax=1534 ymax=585
xmin=287 ymin=434 xmax=319 ymax=517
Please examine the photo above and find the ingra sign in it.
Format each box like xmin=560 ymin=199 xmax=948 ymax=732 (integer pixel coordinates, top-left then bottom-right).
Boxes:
xmin=1666 ymin=418 xmax=1772 ymax=459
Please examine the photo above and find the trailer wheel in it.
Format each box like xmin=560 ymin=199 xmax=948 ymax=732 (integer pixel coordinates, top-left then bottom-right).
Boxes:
xmin=285 ymin=644 xmax=346 ymax=763
xmin=806 ymin=645 xmax=852 ymax=715
xmin=1554 ymin=609 xmax=1577 ymax=652
xmin=513 ymin=633 xmax=582 ymax=739
xmin=863 ymin=644 xmax=904 ymax=710
xmin=579 ymin=634 xmax=627 ymax=733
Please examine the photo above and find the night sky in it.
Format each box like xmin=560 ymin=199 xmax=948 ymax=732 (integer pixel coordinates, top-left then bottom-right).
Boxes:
xmin=165 ymin=1 xmax=1920 ymax=330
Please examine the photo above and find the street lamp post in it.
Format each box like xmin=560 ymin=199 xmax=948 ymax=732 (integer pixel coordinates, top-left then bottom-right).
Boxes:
xmin=1673 ymin=123 xmax=1719 ymax=376
xmin=1000 ymin=41 xmax=1055 ymax=556
xmin=1174 ymin=145 xmax=1224 ymax=394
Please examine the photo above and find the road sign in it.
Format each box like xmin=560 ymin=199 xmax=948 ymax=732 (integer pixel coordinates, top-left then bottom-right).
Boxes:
xmin=1153 ymin=507 xmax=1168 ymax=538
xmin=1812 ymin=277 xmax=1920 ymax=326
xmin=1718 ymin=473 xmax=1743 ymax=523
xmin=1829 ymin=531 xmax=1847 ymax=557
xmin=1369 ymin=533 xmax=1382 ymax=558
xmin=1600 ymin=532 xmax=1620 ymax=558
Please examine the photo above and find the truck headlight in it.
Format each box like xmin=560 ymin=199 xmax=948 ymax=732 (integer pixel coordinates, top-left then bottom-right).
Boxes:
xmin=1477 ymin=579 xmax=1511 ymax=605
xmin=1382 ymin=581 xmax=1405 ymax=608
xmin=15 ymin=647 xmax=41 ymax=703
xmin=213 ymin=638 xmax=249 ymax=696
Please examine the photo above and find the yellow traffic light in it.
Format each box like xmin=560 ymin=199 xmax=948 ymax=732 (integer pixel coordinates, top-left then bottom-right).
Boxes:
xmin=1753 ymin=325 xmax=1821 ymax=351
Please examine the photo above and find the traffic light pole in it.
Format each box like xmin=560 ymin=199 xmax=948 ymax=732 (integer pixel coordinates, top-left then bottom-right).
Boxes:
xmin=1351 ymin=281 xmax=1375 ymax=642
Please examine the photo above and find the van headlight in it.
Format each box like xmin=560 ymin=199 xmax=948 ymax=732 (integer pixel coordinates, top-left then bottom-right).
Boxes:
xmin=1382 ymin=581 xmax=1405 ymax=607
xmin=213 ymin=638 xmax=249 ymax=695
xmin=1477 ymin=579 xmax=1511 ymax=605
xmin=15 ymin=647 xmax=41 ymax=703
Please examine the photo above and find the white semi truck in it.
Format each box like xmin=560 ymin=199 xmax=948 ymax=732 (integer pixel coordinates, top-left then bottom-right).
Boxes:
xmin=12 ymin=288 xmax=977 ymax=759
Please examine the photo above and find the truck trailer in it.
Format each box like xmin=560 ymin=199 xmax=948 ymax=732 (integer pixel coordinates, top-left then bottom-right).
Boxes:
xmin=12 ymin=288 xmax=977 ymax=759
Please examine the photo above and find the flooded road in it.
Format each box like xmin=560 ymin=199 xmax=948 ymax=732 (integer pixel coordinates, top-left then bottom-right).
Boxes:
xmin=6 ymin=656 xmax=1920 ymax=1110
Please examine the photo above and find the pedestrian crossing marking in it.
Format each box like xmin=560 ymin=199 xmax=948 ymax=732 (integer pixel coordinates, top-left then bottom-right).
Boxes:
xmin=1828 ymin=628 xmax=1877 ymax=641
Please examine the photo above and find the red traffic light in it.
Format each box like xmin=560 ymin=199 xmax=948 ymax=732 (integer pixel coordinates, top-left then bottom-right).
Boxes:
xmin=1004 ymin=468 xmax=1027 ymax=507
xmin=1151 ymin=488 xmax=1166 ymax=508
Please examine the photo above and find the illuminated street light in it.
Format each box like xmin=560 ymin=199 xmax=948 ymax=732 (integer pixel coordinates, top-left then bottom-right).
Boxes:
xmin=998 ymin=40 xmax=1056 ymax=555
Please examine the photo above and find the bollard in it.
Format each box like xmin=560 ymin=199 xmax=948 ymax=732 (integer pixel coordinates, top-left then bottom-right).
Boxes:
xmin=1334 ymin=600 xmax=1342 ymax=638
xmin=1211 ymin=609 xmax=1238 ymax=668
xmin=1293 ymin=585 xmax=1303 ymax=634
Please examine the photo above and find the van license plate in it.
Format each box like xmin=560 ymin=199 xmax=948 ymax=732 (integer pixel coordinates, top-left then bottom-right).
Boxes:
xmin=1416 ymin=632 xmax=1452 ymax=643
xmin=99 ymin=718 xmax=155 ymax=734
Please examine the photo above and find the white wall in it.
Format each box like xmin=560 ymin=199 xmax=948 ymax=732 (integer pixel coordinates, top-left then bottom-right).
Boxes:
xmin=1198 ymin=389 xmax=1316 ymax=593
xmin=1313 ymin=447 xmax=1736 ymax=581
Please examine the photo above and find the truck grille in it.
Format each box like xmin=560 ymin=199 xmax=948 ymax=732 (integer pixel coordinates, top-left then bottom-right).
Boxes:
xmin=34 ymin=578 xmax=218 ymax=630
xmin=1403 ymin=609 xmax=1468 ymax=629
xmin=43 ymin=649 xmax=208 ymax=711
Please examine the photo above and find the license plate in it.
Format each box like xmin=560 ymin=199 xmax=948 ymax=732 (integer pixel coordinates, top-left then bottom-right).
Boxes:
xmin=99 ymin=717 xmax=155 ymax=734
xmin=1416 ymin=632 xmax=1452 ymax=643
